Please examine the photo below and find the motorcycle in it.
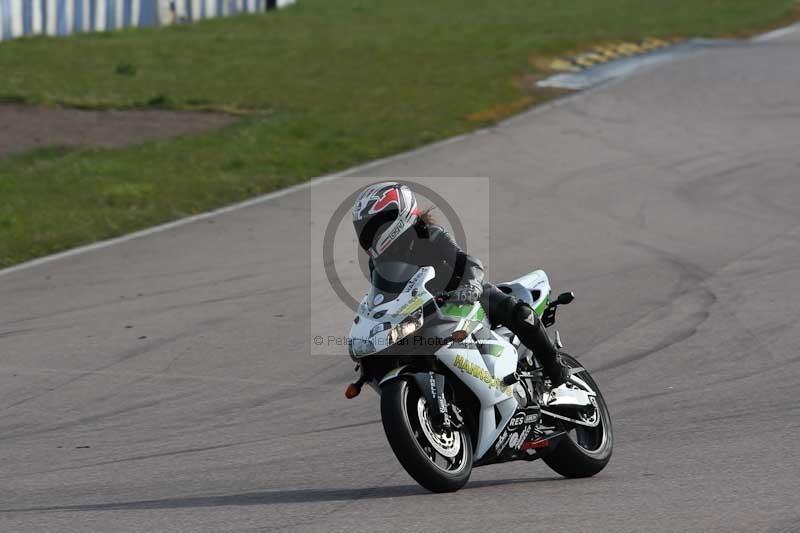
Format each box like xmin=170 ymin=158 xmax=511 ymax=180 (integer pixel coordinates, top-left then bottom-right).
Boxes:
xmin=346 ymin=262 xmax=613 ymax=493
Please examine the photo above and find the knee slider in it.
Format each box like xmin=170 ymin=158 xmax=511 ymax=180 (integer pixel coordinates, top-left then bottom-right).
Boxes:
xmin=512 ymin=301 xmax=537 ymax=328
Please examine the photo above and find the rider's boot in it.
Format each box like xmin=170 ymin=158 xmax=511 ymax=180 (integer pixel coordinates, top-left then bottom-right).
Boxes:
xmin=512 ymin=301 xmax=570 ymax=387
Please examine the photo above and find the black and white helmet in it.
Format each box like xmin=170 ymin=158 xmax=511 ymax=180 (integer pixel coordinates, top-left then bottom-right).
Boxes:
xmin=352 ymin=182 xmax=419 ymax=260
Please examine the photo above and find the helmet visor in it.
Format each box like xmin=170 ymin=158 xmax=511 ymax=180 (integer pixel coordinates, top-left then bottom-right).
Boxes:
xmin=354 ymin=209 xmax=399 ymax=253
xmin=379 ymin=227 xmax=417 ymax=261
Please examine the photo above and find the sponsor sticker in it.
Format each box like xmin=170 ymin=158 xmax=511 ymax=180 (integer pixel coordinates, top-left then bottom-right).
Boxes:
xmin=453 ymin=354 xmax=510 ymax=394
xmin=398 ymin=296 xmax=423 ymax=315
xmin=495 ymin=425 xmax=532 ymax=455
xmin=508 ymin=413 xmax=525 ymax=428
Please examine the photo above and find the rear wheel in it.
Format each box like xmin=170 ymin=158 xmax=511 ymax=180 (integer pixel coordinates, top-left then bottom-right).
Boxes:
xmin=381 ymin=377 xmax=472 ymax=493
xmin=542 ymin=353 xmax=613 ymax=478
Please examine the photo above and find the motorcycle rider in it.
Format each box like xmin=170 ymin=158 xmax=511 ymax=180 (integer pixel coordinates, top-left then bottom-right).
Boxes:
xmin=352 ymin=181 xmax=570 ymax=386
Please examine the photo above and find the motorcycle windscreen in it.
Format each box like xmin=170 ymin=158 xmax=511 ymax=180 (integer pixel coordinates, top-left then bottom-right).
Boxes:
xmin=368 ymin=261 xmax=419 ymax=308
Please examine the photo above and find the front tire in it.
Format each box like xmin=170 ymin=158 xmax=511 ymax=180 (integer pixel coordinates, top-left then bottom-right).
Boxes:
xmin=381 ymin=377 xmax=472 ymax=493
xmin=542 ymin=353 xmax=613 ymax=478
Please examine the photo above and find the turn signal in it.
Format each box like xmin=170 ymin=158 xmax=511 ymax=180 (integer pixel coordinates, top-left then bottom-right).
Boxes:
xmin=345 ymin=382 xmax=362 ymax=399
xmin=450 ymin=330 xmax=468 ymax=342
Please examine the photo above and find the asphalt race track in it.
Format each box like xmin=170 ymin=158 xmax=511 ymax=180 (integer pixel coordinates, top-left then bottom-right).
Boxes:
xmin=2 ymin=28 xmax=800 ymax=533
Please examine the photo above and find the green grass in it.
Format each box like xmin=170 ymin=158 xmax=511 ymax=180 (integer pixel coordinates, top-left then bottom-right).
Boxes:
xmin=0 ymin=0 xmax=796 ymax=267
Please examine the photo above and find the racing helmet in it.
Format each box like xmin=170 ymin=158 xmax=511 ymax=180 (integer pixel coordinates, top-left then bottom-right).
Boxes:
xmin=352 ymin=182 xmax=419 ymax=260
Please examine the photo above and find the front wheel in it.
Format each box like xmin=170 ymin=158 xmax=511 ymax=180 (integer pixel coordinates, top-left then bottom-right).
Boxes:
xmin=542 ymin=353 xmax=613 ymax=478
xmin=381 ymin=377 xmax=472 ymax=493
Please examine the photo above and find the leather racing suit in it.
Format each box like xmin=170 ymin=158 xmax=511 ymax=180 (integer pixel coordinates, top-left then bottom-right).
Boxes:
xmin=369 ymin=222 xmax=568 ymax=384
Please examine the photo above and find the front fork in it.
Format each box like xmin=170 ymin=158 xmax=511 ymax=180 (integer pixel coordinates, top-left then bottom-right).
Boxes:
xmin=413 ymin=372 xmax=464 ymax=430
xmin=353 ymin=365 xmax=464 ymax=430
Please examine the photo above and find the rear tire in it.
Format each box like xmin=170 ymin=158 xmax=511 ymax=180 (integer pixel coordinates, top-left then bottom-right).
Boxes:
xmin=542 ymin=353 xmax=613 ymax=478
xmin=381 ymin=377 xmax=472 ymax=493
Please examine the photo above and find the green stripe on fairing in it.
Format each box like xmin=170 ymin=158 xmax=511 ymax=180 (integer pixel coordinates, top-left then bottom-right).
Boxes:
xmin=441 ymin=302 xmax=484 ymax=319
xmin=440 ymin=303 xmax=470 ymax=317
xmin=533 ymin=296 xmax=549 ymax=318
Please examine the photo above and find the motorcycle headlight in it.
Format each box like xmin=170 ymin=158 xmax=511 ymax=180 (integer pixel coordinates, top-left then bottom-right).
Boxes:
xmin=350 ymin=338 xmax=376 ymax=357
xmin=386 ymin=308 xmax=423 ymax=345
xmin=352 ymin=309 xmax=424 ymax=357
xmin=370 ymin=322 xmax=392 ymax=337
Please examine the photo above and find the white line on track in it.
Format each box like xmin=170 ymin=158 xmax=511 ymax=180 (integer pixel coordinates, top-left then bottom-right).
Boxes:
xmin=2 ymin=22 xmax=799 ymax=279
xmin=0 ymin=90 xmax=592 ymax=278
xmin=752 ymin=22 xmax=800 ymax=42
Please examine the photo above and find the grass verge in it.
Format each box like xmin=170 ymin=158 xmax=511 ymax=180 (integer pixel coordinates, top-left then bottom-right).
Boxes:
xmin=0 ymin=0 xmax=797 ymax=268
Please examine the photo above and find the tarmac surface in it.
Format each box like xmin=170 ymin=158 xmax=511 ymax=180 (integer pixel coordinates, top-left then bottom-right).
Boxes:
xmin=1 ymin=27 xmax=799 ymax=533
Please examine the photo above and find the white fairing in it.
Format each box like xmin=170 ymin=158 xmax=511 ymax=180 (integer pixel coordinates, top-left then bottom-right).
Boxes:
xmin=349 ymin=268 xmax=551 ymax=461
xmin=349 ymin=267 xmax=435 ymax=357
xmin=435 ymin=332 xmax=519 ymax=459
xmin=497 ymin=269 xmax=551 ymax=312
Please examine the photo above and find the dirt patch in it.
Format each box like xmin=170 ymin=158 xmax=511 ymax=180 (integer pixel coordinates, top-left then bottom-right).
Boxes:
xmin=0 ymin=104 xmax=238 ymax=159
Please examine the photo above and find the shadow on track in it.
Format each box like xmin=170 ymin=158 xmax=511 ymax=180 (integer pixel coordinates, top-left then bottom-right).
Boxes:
xmin=0 ymin=476 xmax=563 ymax=513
